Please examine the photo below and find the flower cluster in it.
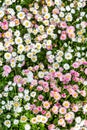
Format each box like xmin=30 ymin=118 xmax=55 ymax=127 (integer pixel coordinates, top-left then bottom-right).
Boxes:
xmin=0 ymin=0 xmax=87 ymax=130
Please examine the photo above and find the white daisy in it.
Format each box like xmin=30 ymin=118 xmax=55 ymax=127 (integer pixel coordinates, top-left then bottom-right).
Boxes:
xmin=83 ymin=104 xmax=87 ymax=113
xmin=55 ymin=0 xmax=62 ymax=6
xmin=31 ymin=117 xmax=37 ymax=124
xmin=23 ymin=20 xmax=31 ymax=28
xmin=36 ymin=115 xmax=42 ymax=122
xmin=75 ymin=117 xmax=81 ymax=124
xmin=14 ymin=30 xmax=20 ymax=37
xmin=4 ymin=120 xmax=11 ymax=128
xmin=18 ymin=55 xmax=25 ymax=61
xmin=66 ymin=6 xmax=71 ymax=11
xmin=65 ymin=13 xmax=73 ymax=21
xmin=4 ymin=52 xmax=12 ymax=60
xmin=24 ymin=89 xmax=29 ymax=94
xmin=17 ymin=12 xmax=25 ymax=19
xmin=6 ymin=115 xmax=11 ymax=119
xmin=18 ymin=44 xmax=25 ymax=52
xmin=25 ymin=124 xmax=31 ymax=130
xmin=15 ymin=37 xmax=23 ymax=44
xmin=83 ymin=81 xmax=87 ymax=86
xmin=16 ymin=5 xmax=22 ymax=11
xmin=27 ymin=76 xmax=33 ymax=83
xmin=0 ymin=9 xmax=4 ymax=18
xmin=65 ymin=52 xmax=72 ymax=60
xmin=0 ymin=42 xmax=4 ymax=51
xmin=5 ymin=0 xmax=12 ymax=5
xmin=41 ymin=116 xmax=48 ymax=123
xmin=20 ymin=116 xmax=28 ymax=123
xmin=59 ymin=12 xmax=64 ymax=18
xmin=13 ymin=119 xmax=19 ymax=125
xmin=63 ymin=63 xmax=70 ymax=70
xmin=24 ymin=95 xmax=30 ymax=101
xmin=9 ymin=21 xmax=15 ymax=27
xmin=24 ymin=103 xmax=30 ymax=110
xmin=38 ymin=71 xmax=44 ymax=78
xmin=0 ymin=109 xmax=3 ymax=115
xmin=56 ymin=56 xmax=63 ymax=63
xmin=31 ymin=56 xmax=37 ymax=62
xmin=14 ymin=107 xmax=23 ymax=113
xmin=7 ymin=8 xmax=15 ymax=16
xmin=30 ymin=91 xmax=36 ymax=98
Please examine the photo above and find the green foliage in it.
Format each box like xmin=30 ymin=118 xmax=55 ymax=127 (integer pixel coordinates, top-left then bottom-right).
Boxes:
xmin=21 ymin=0 xmax=35 ymax=7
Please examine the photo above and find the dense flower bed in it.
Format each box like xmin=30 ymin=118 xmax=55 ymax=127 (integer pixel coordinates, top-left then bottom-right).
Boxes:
xmin=0 ymin=0 xmax=87 ymax=130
